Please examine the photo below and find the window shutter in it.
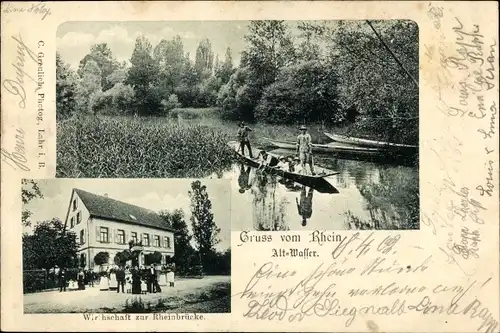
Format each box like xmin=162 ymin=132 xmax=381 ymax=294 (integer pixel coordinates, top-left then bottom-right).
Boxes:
xmin=114 ymin=229 xmax=118 ymax=244
xmin=83 ymin=229 xmax=86 ymax=244
xmin=123 ymin=230 xmax=127 ymax=244
xmin=96 ymin=226 xmax=100 ymax=243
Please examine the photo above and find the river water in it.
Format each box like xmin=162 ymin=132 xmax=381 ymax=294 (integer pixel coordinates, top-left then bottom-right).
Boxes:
xmin=207 ymin=152 xmax=419 ymax=231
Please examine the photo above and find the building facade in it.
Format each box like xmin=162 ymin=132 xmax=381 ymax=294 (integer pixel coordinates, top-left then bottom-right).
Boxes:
xmin=64 ymin=189 xmax=175 ymax=270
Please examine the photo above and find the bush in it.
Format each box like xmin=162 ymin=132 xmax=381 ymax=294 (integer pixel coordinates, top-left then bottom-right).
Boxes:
xmin=255 ymin=60 xmax=339 ymax=124
xmin=216 ymin=67 xmax=258 ymax=121
xmin=94 ymin=251 xmax=110 ymax=266
xmin=161 ymin=94 xmax=181 ymax=114
xmin=23 ymin=270 xmax=54 ymax=293
xmin=124 ymin=297 xmax=149 ymax=313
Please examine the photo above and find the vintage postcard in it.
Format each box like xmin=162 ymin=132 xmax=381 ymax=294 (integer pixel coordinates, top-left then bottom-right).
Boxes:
xmin=1 ymin=1 xmax=499 ymax=332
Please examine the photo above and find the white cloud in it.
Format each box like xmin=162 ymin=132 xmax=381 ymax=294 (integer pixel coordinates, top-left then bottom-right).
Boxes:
xmin=57 ymin=31 xmax=95 ymax=48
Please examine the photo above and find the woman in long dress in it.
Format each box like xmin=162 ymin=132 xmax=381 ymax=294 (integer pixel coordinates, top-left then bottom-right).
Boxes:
xmin=166 ymin=264 xmax=175 ymax=287
xmin=109 ymin=269 xmax=118 ymax=290
xmin=99 ymin=272 xmax=109 ymax=291
xmin=159 ymin=267 xmax=167 ymax=286
xmin=125 ymin=268 xmax=132 ymax=294
xmin=131 ymin=266 xmax=141 ymax=294
xmin=77 ymin=269 xmax=85 ymax=290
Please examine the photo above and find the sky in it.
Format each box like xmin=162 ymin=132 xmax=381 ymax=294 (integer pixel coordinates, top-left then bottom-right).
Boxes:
xmin=23 ymin=179 xmax=231 ymax=251
xmin=56 ymin=21 xmax=251 ymax=70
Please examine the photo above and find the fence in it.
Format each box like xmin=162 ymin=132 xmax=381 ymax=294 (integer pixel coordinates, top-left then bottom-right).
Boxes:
xmin=23 ymin=269 xmax=57 ymax=294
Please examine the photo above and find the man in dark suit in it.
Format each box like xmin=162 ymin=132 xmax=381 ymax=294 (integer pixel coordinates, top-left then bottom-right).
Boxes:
xmin=116 ymin=267 xmax=126 ymax=293
xmin=58 ymin=268 xmax=67 ymax=292
xmin=147 ymin=265 xmax=156 ymax=293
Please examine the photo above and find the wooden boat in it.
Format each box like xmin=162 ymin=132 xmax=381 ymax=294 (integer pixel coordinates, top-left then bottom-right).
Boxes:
xmin=324 ymin=132 xmax=418 ymax=152
xmin=227 ymin=141 xmax=339 ymax=194
xmin=263 ymin=137 xmax=382 ymax=155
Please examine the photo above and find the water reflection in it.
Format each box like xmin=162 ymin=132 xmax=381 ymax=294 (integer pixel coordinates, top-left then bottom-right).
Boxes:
xmin=296 ymin=186 xmax=314 ymax=227
xmin=249 ymin=167 xmax=289 ymax=231
xmin=210 ymin=157 xmax=419 ymax=231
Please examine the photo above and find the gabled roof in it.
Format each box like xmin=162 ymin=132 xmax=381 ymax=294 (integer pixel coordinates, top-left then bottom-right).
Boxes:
xmin=73 ymin=188 xmax=175 ymax=232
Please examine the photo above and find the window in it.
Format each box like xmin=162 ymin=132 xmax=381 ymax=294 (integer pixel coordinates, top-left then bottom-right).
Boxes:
xmin=100 ymin=227 xmax=109 ymax=243
xmin=72 ymin=199 xmax=78 ymax=211
xmin=80 ymin=253 xmax=86 ymax=268
xmin=154 ymin=235 xmax=161 ymax=247
xmin=143 ymin=233 xmax=150 ymax=246
xmin=165 ymin=236 xmax=171 ymax=249
xmin=117 ymin=229 xmax=125 ymax=244
xmin=70 ymin=217 xmax=75 ymax=228
xmin=80 ymin=230 xmax=85 ymax=245
xmin=131 ymin=232 xmax=138 ymax=244
xmin=76 ymin=211 xmax=82 ymax=224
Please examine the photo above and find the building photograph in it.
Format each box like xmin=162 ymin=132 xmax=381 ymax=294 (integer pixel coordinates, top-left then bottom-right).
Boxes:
xmin=66 ymin=188 xmax=176 ymax=270
xmin=22 ymin=178 xmax=231 ymax=314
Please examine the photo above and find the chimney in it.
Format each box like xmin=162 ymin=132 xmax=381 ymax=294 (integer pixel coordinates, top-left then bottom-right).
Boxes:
xmin=104 ymin=193 xmax=108 ymax=198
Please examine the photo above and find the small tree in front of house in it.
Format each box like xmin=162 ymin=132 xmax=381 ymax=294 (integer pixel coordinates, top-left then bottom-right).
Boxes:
xmin=144 ymin=251 xmax=162 ymax=266
xmin=94 ymin=251 xmax=109 ymax=269
xmin=128 ymin=240 xmax=143 ymax=267
xmin=114 ymin=250 xmax=132 ymax=267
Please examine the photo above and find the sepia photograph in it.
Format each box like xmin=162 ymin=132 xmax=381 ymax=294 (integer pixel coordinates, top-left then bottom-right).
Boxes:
xmin=56 ymin=20 xmax=419 ymax=231
xmin=22 ymin=178 xmax=231 ymax=314
xmin=1 ymin=1 xmax=498 ymax=332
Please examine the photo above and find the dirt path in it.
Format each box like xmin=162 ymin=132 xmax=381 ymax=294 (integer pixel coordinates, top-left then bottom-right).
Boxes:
xmin=24 ymin=276 xmax=230 ymax=313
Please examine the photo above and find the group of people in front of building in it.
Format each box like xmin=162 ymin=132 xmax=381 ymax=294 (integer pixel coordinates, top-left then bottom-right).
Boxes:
xmin=237 ymin=122 xmax=315 ymax=175
xmin=57 ymin=268 xmax=98 ymax=292
xmin=56 ymin=264 xmax=175 ymax=294
xmin=101 ymin=264 xmax=176 ymax=294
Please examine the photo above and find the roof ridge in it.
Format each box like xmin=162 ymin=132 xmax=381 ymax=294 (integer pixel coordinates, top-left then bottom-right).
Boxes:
xmin=72 ymin=188 xmax=175 ymax=232
xmin=74 ymin=188 xmax=158 ymax=216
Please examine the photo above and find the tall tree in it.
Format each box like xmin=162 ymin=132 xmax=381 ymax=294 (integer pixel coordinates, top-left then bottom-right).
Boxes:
xmin=56 ymin=53 xmax=77 ymax=120
xmin=77 ymin=43 xmax=119 ymax=91
xmin=242 ymin=21 xmax=296 ymax=87
xmin=329 ymin=20 xmax=419 ymax=144
xmin=22 ymin=218 xmax=78 ymax=271
xmin=296 ymin=21 xmax=326 ymax=61
xmin=22 ymin=180 xmax=43 ymax=227
xmin=188 ymin=180 xmax=220 ymax=268
xmin=76 ymin=59 xmax=102 ymax=114
xmin=125 ymin=35 xmax=162 ymax=116
xmin=154 ymin=35 xmax=185 ymax=99
xmin=195 ymin=38 xmax=214 ymax=79
xmin=216 ymin=47 xmax=234 ymax=84
xmin=159 ymin=208 xmax=196 ymax=274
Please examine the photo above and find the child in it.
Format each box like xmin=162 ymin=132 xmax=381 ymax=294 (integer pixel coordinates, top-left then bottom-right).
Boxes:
xmin=276 ymin=156 xmax=289 ymax=171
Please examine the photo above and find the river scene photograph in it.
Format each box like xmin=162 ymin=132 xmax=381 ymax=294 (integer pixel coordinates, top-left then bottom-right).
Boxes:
xmin=56 ymin=20 xmax=419 ymax=231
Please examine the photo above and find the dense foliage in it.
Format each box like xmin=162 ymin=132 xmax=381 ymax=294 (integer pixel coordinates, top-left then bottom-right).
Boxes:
xmin=21 ymin=180 xmax=43 ymax=226
xmin=56 ymin=116 xmax=233 ymax=178
xmin=23 ymin=218 xmax=79 ymax=270
xmin=93 ymin=251 xmax=110 ymax=266
xmin=160 ymin=200 xmax=230 ymax=276
xmin=56 ymin=20 xmax=418 ymax=144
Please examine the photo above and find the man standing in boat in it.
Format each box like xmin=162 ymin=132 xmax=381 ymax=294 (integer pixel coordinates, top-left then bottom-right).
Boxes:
xmin=237 ymin=121 xmax=253 ymax=158
xmin=296 ymin=125 xmax=314 ymax=175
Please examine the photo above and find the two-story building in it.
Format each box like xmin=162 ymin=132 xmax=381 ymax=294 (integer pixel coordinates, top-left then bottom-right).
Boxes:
xmin=64 ymin=188 xmax=175 ymax=270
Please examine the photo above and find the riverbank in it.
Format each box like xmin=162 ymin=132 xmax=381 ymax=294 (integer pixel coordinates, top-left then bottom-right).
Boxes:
xmin=56 ymin=109 xmax=418 ymax=178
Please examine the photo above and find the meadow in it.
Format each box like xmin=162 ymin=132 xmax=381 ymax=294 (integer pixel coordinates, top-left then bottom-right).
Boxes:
xmin=56 ymin=108 xmax=352 ymax=178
